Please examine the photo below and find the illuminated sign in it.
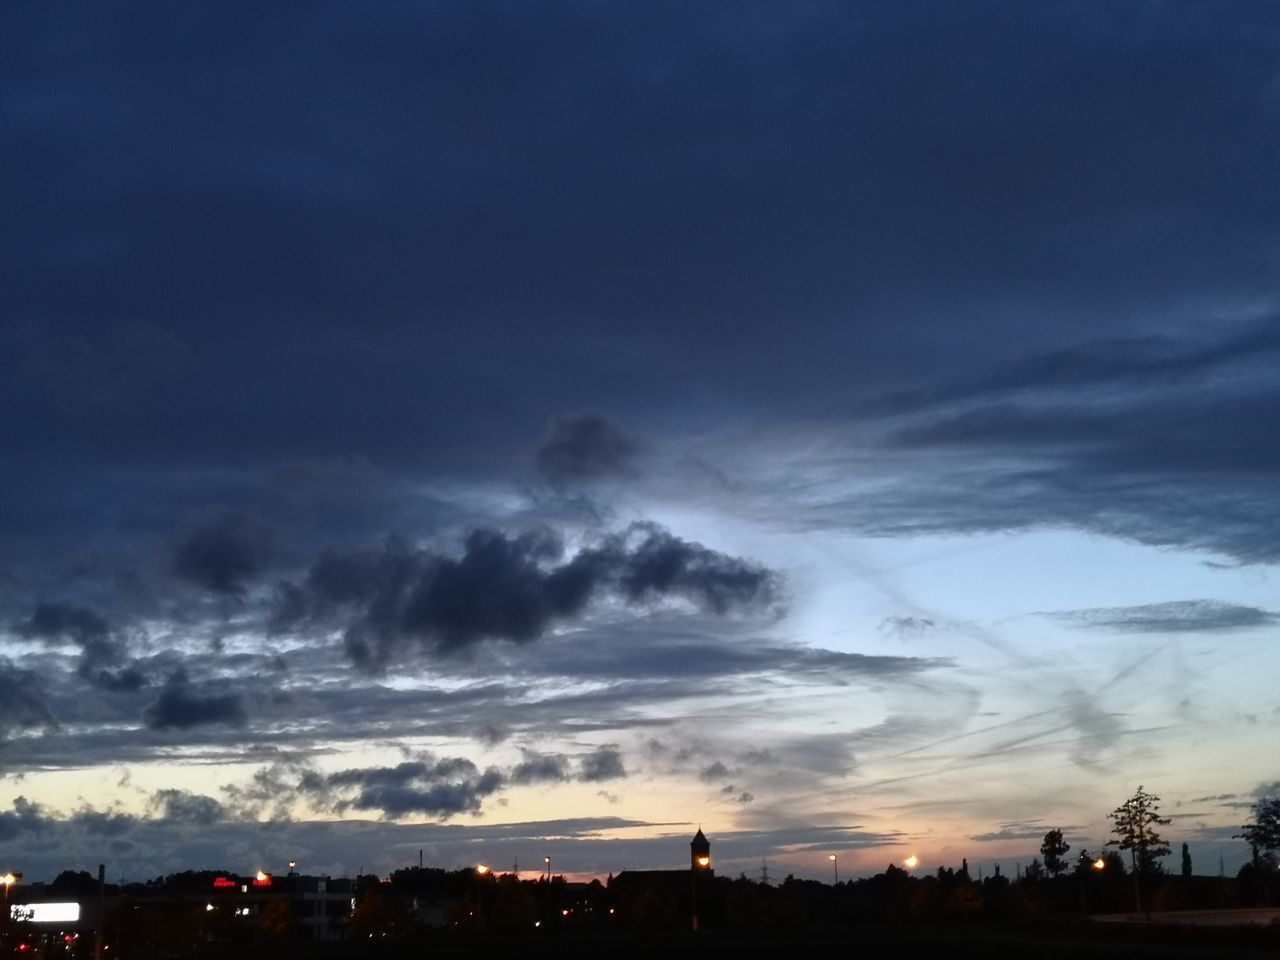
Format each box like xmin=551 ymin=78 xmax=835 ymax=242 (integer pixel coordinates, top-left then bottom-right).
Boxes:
xmin=212 ymin=877 xmax=237 ymax=889
xmin=11 ymin=903 xmax=81 ymax=924
xmin=251 ymin=873 xmax=272 ymax=888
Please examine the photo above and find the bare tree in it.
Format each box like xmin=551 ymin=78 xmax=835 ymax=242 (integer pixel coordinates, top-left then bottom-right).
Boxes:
xmin=1107 ymin=785 xmax=1170 ymax=916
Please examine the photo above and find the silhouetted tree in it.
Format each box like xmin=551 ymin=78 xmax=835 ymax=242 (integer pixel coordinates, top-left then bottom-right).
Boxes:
xmin=1107 ymin=785 xmax=1171 ymax=915
xmin=1236 ymin=796 xmax=1280 ymax=867
xmin=49 ymin=870 xmax=98 ymax=897
xmin=1040 ymin=829 xmax=1071 ymax=878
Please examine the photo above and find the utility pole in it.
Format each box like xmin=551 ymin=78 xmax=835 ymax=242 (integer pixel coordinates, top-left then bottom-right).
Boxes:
xmin=94 ymin=864 xmax=104 ymax=960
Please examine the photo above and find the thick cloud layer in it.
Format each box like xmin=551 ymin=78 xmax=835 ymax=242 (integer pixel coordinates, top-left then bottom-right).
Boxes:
xmin=0 ymin=2 xmax=1276 ymax=884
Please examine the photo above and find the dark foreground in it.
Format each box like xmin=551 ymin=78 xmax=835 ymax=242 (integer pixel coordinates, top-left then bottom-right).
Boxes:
xmin=186 ymin=919 xmax=1280 ymax=960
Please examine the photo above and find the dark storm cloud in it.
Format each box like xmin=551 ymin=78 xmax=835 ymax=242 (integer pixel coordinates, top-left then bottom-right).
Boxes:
xmin=536 ymin=414 xmax=637 ymax=483
xmin=1047 ymin=600 xmax=1277 ymax=633
xmin=143 ymin=671 xmax=248 ymax=730
xmin=16 ymin=601 xmax=148 ymax=691
xmin=18 ymin=601 xmax=109 ymax=644
xmin=172 ymin=513 xmax=274 ymax=595
xmin=277 ymin=523 xmax=780 ymax=669
xmin=578 ymin=746 xmax=626 ymax=783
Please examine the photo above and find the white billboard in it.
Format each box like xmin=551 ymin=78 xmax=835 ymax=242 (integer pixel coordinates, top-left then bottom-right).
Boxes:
xmin=11 ymin=902 xmax=81 ymax=923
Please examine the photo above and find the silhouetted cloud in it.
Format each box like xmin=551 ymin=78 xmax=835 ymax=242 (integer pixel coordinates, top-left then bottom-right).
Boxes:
xmin=143 ymin=671 xmax=248 ymax=730
xmin=510 ymin=751 xmax=571 ymax=786
xmin=16 ymin=602 xmax=148 ymax=692
xmin=578 ymin=746 xmax=626 ymax=782
xmin=0 ymin=797 xmax=52 ymax=842
xmin=1047 ymin=600 xmax=1276 ymax=633
xmin=149 ymin=789 xmax=225 ymax=825
xmin=699 ymin=761 xmax=733 ymax=783
xmin=172 ymin=513 xmax=273 ymax=595
xmin=0 ymin=660 xmax=56 ymax=739
xmin=537 ymin=414 xmax=637 ymax=483
xmin=276 ymin=523 xmax=780 ymax=669
xmin=322 ymin=757 xmax=505 ymax=818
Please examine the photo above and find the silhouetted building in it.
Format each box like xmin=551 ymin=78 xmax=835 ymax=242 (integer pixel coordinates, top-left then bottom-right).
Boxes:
xmin=609 ymin=829 xmax=720 ymax=930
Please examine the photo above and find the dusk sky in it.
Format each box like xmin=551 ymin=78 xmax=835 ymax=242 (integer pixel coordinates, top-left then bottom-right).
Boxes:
xmin=2 ymin=2 xmax=1278 ymax=884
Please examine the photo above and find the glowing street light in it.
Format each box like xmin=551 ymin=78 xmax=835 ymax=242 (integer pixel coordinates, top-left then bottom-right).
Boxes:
xmin=544 ymin=856 xmax=552 ymax=881
xmin=2 ymin=872 xmax=18 ymax=904
xmin=828 ymin=854 xmax=838 ymax=883
xmin=903 ymin=855 xmax=919 ymax=870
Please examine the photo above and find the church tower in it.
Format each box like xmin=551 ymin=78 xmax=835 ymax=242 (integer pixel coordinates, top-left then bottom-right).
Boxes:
xmin=690 ymin=827 xmax=712 ymax=872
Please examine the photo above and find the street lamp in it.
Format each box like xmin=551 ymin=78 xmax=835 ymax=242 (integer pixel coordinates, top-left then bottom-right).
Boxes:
xmin=829 ymin=854 xmax=838 ymax=883
xmin=544 ymin=856 xmax=551 ymax=881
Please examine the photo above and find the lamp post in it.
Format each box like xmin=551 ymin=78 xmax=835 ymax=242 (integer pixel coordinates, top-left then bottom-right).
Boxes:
xmin=829 ymin=854 xmax=839 ymax=884
xmin=475 ymin=865 xmax=490 ymax=930
xmin=2 ymin=871 xmax=19 ymax=937
xmin=544 ymin=856 xmax=551 ymax=882
xmin=2 ymin=872 xmax=19 ymax=913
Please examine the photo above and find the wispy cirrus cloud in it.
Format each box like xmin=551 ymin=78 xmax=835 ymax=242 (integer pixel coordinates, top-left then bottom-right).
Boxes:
xmin=1045 ymin=600 xmax=1276 ymax=633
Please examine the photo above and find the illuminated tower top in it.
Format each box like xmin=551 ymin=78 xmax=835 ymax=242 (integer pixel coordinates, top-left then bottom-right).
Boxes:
xmin=691 ymin=827 xmax=711 ymax=872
